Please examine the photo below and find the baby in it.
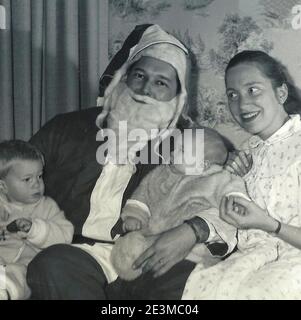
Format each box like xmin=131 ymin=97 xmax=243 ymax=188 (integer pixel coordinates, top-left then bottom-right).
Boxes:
xmin=111 ymin=127 xmax=249 ymax=280
xmin=0 ymin=140 xmax=74 ymax=300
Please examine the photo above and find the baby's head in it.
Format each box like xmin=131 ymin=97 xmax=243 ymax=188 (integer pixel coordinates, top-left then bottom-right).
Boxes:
xmin=171 ymin=127 xmax=228 ymax=175
xmin=0 ymin=140 xmax=45 ymax=205
xmin=203 ymin=127 xmax=229 ymax=168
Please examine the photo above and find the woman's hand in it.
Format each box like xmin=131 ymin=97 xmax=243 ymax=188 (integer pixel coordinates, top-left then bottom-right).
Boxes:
xmin=224 ymin=150 xmax=252 ymax=177
xmin=220 ymin=196 xmax=277 ymax=232
xmin=133 ymin=223 xmax=196 ymax=278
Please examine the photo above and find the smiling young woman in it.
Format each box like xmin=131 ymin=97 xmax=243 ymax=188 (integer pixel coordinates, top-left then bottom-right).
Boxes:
xmin=182 ymin=50 xmax=301 ymax=300
xmin=225 ymin=52 xmax=291 ymax=141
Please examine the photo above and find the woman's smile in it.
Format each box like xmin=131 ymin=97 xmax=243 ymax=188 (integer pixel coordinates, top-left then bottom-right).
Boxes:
xmin=240 ymin=111 xmax=260 ymax=123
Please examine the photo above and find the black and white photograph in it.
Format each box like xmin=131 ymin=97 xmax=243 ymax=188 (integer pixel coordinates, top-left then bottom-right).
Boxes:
xmin=1 ymin=0 xmax=301 ymax=304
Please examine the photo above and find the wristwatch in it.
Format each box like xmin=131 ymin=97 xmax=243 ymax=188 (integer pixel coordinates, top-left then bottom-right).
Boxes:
xmin=184 ymin=217 xmax=209 ymax=243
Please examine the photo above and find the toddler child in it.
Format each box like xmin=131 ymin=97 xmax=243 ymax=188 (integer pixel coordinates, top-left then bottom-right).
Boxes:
xmin=0 ymin=140 xmax=74 ymax=299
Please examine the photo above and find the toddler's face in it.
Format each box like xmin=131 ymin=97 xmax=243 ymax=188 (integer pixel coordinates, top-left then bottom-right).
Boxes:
xmin=170 ymin=132 xmax=204 ymax=175
xmin=2 ymin=159 xmax=44 ymax=205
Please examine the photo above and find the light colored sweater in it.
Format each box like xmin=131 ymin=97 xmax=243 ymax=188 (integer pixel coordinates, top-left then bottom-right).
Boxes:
xmin=0 ymin=195 xmax=74 ymax=299
xmin=111 ymin=164 xmax=248 ymax=280
xmin=0 ymin=195 xmax=74 ymax=264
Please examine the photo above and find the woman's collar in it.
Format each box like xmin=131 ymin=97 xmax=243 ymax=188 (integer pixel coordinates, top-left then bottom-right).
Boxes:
xmin=248 ymin=114 xmax=301 ymax=149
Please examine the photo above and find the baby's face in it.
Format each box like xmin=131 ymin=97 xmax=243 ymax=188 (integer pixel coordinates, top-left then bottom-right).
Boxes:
xmin=2 ymin=159 xmax=44 ymax=205
xmin=170 ymin=132 xmax=205 ymax=175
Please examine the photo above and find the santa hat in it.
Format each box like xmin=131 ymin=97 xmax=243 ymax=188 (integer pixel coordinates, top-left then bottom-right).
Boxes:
xmin=95 ymin=24 xmax=190 ymax=131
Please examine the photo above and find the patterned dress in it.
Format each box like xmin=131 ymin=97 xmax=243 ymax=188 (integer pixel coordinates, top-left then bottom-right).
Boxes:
xmin=182 ymin=115 xmax=301 ymax=300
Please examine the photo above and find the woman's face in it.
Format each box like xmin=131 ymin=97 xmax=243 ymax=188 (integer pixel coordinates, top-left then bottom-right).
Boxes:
xmin=225 ymin=63 xmax=288 ymax=140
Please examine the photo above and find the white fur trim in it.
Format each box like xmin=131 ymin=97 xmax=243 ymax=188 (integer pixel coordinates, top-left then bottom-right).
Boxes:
xmin=96 ymin=96 xmax=104 ymax=107
xmin=125 ymin=199 xmax=151 ymax=217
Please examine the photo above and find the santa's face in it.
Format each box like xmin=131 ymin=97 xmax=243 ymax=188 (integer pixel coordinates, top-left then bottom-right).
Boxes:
xmin=106 ymin=56 xmax=180 ymax=134
xmin=126 ymin=56 xmax=179 ymax=101
xmin=102 ymin=56 xmax=181 ymax=163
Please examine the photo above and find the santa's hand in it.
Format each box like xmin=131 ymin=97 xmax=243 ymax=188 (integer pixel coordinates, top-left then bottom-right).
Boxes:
xmin=220 ymin=195 xmax=270 ymax=230
xmin=133 ymin=223 xmax=196 ymax=278
xmin=123 ymin=217 xmax=143 ymax=232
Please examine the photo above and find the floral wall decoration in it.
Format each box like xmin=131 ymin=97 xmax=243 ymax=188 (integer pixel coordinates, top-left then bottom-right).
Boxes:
xmin=109 ymin=0 xmax=301 ymax=146
xmin=110 ymin=0 xmax=171 ymax=20
xmin=209 ymin=14 xmax=274 ymax=75
xmin=183 ymin=0 xmax=215 ymax=17
xmin=260 ymin=0 xmax=301 ymax=28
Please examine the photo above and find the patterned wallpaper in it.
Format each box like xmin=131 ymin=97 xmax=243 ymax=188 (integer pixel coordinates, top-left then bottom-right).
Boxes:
xmin=108 ymin=0 xmax=301 ymax=147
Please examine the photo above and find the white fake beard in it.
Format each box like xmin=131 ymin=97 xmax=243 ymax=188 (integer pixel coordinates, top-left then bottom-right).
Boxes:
xmin=106 ymin=81 xmax=177 ymax=137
